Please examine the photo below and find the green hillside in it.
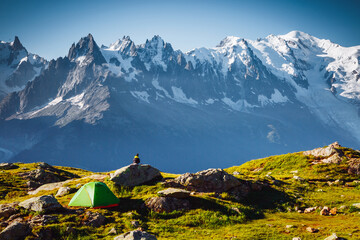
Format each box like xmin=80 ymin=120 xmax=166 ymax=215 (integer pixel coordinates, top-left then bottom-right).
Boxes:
xmin=0 ymin=143 xmax=359 ymax=240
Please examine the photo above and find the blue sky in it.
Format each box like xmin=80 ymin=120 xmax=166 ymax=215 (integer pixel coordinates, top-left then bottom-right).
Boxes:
xmin=1 ymin=0 xmax=359 ymax=60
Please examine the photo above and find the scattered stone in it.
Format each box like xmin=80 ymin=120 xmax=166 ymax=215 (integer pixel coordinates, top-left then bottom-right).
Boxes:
xmin=0 ymin=163 xmax=18 ymax=170
xmin=317 ymin=189 xmax=324 ymax=192
xmin=114 ymin=230 xmax=157 ymax=240
xmin=320 ymin=206 xmax=330 ymax=216
xmin=334 ymin=179 xmax=343 ymax=185
xmin=231 ymin=207 xmax=242 ymax=215
xmin=167 ymin=168 xmax=241 ymax=192
xmin=306 ymin=227 xmax=319 ymax=233
xmin=29 ymin=214 xmax=58 ymax=226
xmin=110 ymin=164 xmax=162 ymax=187
xmin=145 ymin=197 xmax=190 ymax=213
xmin=304 ymin=207 xmax=317 ymax=213
xmin=352 ymin=203 xmax=360 ymax=208
xmin=19 ymin=195 xmax=63 ymax=212
xmin=327 ymin=181 xmax=334 ymax=186
xmin=157 ymin=188 xmax=190 ymax=199
xmin=131 ymin=220 xmax=140 ymax=228
xmin=324 ymin=233 xmax=339 ymax=240
xmin=84 ymin=211 xmax=106 ymax=227
xmin=0 ymin=222 xmax=31 ymax=240
xmin=0 ymin=203 xmax=18 ymax=219
xmin=286 ymin=225 xmax=295 ymax=229
xmin=292 ymin=238 xmax=301 ymax=240
xmin=233 ymin=171 xmax=240 ymax=175
xmin=108 ymin=227 xmax=117 ymax=235
xmin=293 ymin=176 xmax=304 ymax=181
xmin=55 ymin=186 xmax=72 ymax=197
xmin=290 ymin=170 xmax=298 ymax=174
xmin=339 ymin=205 xmax=347 ymax=210
xmin=265 ymin=174 xmax=275 ymax=180
xmin=330 ymin=207 xmax=337 ymax=215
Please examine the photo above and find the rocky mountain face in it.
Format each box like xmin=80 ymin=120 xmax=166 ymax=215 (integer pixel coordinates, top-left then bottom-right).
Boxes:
xmin=0 ymin=31 xmax=359 ymax=172
xmin=0 ymin=37 xmax=47 ymax=100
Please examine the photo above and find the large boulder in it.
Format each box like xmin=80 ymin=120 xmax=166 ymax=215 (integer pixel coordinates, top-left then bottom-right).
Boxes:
xmin=0 ymin=222 xmax=31 ymax=240
xmin=145 ymin=197 xmax=190 ymax=213
xmin=157 ymin=188 xmax=190 ymax=198
xmin=303 ymin=142 xmax=345 ymax=164
xmin=114 ymin=230 xmax=157 ymax=240
xmin=19 ymin=195 xmax=62 ymax=212
xmin=348 ymin=159 xmax=360 ymax=175
xmin=168 ymin=168 xmax=241 ymax=192
xmin=110 ymin=164 xmax=162 ymax=187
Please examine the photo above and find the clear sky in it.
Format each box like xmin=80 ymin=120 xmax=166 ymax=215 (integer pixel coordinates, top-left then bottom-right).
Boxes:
xmin=1 ymin=0 xmax=359 ymax=60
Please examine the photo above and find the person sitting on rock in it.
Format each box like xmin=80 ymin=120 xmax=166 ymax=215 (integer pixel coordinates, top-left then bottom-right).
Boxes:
xmin=133 ymin=153 xmax=140 ymax=165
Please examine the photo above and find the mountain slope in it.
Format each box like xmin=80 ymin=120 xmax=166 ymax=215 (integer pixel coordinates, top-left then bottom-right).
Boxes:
xmin=0 ymin=37 xmax=47 ymax=100
xmin=0 ymin=31 xmax=359 ymax=172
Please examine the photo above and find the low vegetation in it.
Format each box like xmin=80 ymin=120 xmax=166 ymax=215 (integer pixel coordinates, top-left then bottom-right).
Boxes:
xmin=0 ymin=144 xmax=359 ymax=239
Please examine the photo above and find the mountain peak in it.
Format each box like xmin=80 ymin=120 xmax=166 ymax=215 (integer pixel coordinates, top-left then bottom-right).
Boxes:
xmin=217 ymin=36 xmax=244 ymax=48
xmin=11 ymin=36 xmax=24 ymax=51
xmin=67 ymin=33 xmax=106 ymax=65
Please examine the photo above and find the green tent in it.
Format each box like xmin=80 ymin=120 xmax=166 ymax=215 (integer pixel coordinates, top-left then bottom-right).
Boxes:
xmin=68 ymin=182 xmax=119 ymax=208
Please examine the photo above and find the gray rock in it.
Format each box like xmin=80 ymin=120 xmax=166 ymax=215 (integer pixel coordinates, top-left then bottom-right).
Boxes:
xmin=145 ymin=197 xmax=190 ymax=213
xmin=108 ymin=227 xmax=117 ymax=235
xmin=0 ymin=203 xmax=18 ymax=219
xmin=110 ymin=164 xmax=162 ymax=187
xmin=29 ymin=214 xmax=58 ymax=226
xmin=352 ymin=203 xmax=360 ymax=208
xmin=324 ymin=233 xmax=339 ymax=240
xmin=169 ymin=168 xmax=241 ymax=192
xmin=304 ymin=207 xmax=317 ymax=213
xmin=19 ymin=195 xmax=62 ymax=212
xmin=348 ymin=159 xmax=360 ymax=175
xmin=293 ymin=176 xmax=304 ymax=181
xmin=292 ymin=238 xmax=301 ymax=240
xmin=0 ymin=163 xmax=18 ymax=170
xmin=84 ymin=211 xmax=106 ymax=227
xmin=157 ymin=188 xmax=190 ymax=198
xmin=55 ymin=187 xmax=72 ymax=197
xmin=114 ymin=230 xmax=157 ymax=240
xmin=131 ymin=220 xmax=140 ymax=228
xmin=0 ymin=222 xmax=31 ymax=240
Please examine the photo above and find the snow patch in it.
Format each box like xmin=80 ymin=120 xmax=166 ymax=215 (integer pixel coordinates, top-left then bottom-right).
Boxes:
xmin=131 ymin=91 xmax=150 ymax=103
xmin=171 ymin=87 xmax=198 ymax=105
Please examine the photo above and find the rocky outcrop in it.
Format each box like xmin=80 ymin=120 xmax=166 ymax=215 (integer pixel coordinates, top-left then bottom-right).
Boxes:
xmin=110 ymin=164 xmax=162 ymax=187
xmin=19 ymin=195 xmax=63 ymax=212
xmin=84 ymin=211 xmax=106 ymax=227
xmin=0 ymin=222 xmax=31 ymax=240
xmin=303 ymin=142 xmax=345 ymax=164
xmin=145 ymin=197 xmax=190 ymax=213
xmin=167 ymin=168 xmax=241 ymax=192
xmin=114 ymin=230 xmax=157 ymax=240
xmin=0 ymin=203 xmax=18 ymax=219
xmin=55 ymin=187 xmax=73 ymax=197
xmin=157 ymin=188 xmax=190 ymax=199
xmin=348 ymin=158 xmax=360 ymax=175
xmin=0 ymin=163 xmax=18 ymax=170
xmin=28 ymin=214 xmax=58 ymax=226
xmin=19 ymin=162 xmax=79 ymax=190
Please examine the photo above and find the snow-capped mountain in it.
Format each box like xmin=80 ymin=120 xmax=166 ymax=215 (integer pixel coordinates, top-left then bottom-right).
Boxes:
xmin=0 ymin=31 xmax=359 ymax=172
xmin=0 ymin=37 xmax=47 ymax=100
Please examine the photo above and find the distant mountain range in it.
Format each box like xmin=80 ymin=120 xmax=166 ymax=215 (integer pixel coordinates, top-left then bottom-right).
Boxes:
xmin=0 ymin=31 xmax=359 ymax=172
